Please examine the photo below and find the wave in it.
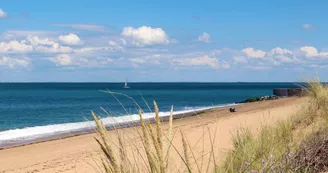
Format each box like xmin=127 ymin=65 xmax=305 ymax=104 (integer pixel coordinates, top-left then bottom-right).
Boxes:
xmin=0 ymin=103 xmax=237 ymax=148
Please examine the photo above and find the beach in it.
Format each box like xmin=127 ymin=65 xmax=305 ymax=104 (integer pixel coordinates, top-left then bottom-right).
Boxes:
xmin=0 ymin=97 xmax=305 ymax=173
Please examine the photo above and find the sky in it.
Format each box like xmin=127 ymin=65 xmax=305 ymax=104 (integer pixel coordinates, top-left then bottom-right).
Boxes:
xmin=0 ymin=0 xmax=327 ymax=82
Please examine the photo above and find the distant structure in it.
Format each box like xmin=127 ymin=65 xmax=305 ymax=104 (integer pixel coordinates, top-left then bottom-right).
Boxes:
xmin=273 ymin=88 xmax=303 ymax=97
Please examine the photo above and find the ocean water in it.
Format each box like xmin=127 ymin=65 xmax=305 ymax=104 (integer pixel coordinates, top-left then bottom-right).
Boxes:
xmin=0 ymin=82 xmax=300 ymax=147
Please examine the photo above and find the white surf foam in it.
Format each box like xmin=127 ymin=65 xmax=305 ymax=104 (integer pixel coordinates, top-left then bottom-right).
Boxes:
xmin=0 ymin=103 xmax=237 ymax=147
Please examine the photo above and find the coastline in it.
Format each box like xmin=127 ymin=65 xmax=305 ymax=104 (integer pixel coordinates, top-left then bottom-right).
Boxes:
xmin=0 ymin=103 xmax=237 ymax=149
xmin=0 ymin=97 xmax=305 ymax=173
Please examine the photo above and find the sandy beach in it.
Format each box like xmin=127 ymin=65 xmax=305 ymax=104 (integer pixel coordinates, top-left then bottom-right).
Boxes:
xmin=0 ymin=97 xmax=306 ymax=173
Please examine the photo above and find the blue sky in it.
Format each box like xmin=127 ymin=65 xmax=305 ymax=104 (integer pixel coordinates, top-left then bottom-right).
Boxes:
xmin=0 ymin=0 xmax=327 ymax=82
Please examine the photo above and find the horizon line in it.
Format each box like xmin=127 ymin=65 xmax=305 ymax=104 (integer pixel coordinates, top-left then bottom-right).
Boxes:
xmin=0 ymin=81 xmax=310 ymax=83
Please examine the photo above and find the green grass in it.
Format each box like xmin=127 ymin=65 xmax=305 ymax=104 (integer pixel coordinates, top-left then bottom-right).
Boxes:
xmin=92 ymin=78 xmax=328 ymax=173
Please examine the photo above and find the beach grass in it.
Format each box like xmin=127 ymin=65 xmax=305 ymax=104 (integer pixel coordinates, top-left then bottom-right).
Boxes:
xmin=92 ymin=79 xmax=328 ymax=173
xmin=221 ymin=78 xmax=328 ymax=172
xmin=92 ymin=101 xmax=211 ymax=173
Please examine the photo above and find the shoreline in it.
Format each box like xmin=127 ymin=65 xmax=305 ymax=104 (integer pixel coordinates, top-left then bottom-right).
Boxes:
xmin=0 ymin=97 xmax=304 ymax=173
xmin=0 ymin=103 xmax=238 ymax=149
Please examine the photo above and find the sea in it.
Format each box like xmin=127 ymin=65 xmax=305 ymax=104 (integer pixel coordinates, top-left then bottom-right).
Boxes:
xmin=0 ymin=82 xmax=300 ymax=148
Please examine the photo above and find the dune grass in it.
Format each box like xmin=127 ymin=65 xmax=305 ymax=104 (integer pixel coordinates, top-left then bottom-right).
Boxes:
xmin=92 ymin=79 xmax=328 ymax=173
xmin=92 ymin=101 xmax=218 ymax=173
xmin=221 ymin=78 xmax=328 ymax=172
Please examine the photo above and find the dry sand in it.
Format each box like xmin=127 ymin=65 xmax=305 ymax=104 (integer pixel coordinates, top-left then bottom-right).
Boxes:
xmin=0 ymin=97 xmax=306 ymax=173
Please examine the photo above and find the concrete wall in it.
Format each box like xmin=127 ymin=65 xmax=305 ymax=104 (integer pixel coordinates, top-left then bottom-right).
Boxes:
xmin=274 ymin=88 xmax=288 ymax=97
xmin=274 ymin=88 xmax=303 ymax=97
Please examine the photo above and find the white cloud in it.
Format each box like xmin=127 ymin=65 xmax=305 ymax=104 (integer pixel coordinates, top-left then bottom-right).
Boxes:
xmin=129 ymin=58 xmax=146 ymax=64
xmin=299 ymin=46 xmax=328 ymax=59
xmin=120 ymin=38 xmax=127 ymax=45
xmin=319 ymin=52 xmax=328 ymax=57
xmin=58 ymin=34 xmax=82 ymax=45
xmin=233 ymin=56 xmax=248 ymax=64
xmin=94 ymin=58 xmax=114 ymax=66
xmin=300 ymin=46 xmax=319 ymax=57
xmin=235 ymin=47 xmax=300 ymax=69
xmin=221 ymin=60 xmax=230 ymax=69
xmin=198 ymin=32 xmax=210 ymax=43
xmin=0 ymin=56 xmax=30 ymax=69
xmin=54 ymin=24 xmax=107 ymax=32
xmin=50 ymin=54 xmax=72 ymax=66
xmin=302 ymin=24 xmax=316 ymax=30
xmin=0 ymin=36 xmax=73 ymax=54
xmin=242 ymin=48 xmax=266 ymax=58
xmin=0 ymin=40 xmax=33 ymax=53
xmin=74 ymin=44 xmax=123 ymax=53
xmin=74 ymin=47 xmax=109 ymax=53
xmin=268 ymin=47 xmax=299 ymax=63
xmin=50 ymin=54 xmax=113 ymax=67
xmin=269 ymin=47 xmax=293 ymax=55
xmin=121 ymin=26 xmax=170 ymax=46
xmin=274 ymin=55 xmax=295 ymax=63
xmin=27 ymin=35 xmax=56 ymax=46
xmin=108 ymin=40 xmax=117 ymax=46
xmin=34 ymin=43 xmax=72 ymax=53
xmin=107 ymin=40 xmax=125 ymax=51
xmin=247 ymin=65 xmax=271 ymax=70
xmin=129 ymin=54 xmax=161 ymax=65
xmin=170 ymin=55 xmax=228 ymax=69
xmin=0 ymin=9 xmax=7 ymax=18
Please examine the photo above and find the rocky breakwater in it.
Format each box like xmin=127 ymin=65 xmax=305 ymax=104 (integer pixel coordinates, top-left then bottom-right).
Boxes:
xmin=237 ymin=95 xmax=280 ymax=103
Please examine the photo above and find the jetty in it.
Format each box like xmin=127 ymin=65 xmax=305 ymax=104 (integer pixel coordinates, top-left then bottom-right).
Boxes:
xmin=273 ymin=88 xmax=303 ymax=97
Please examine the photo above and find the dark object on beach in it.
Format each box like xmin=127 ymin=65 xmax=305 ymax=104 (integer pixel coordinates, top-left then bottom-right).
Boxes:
xmin=273 ymin=88 xmax=303 ymax=97
xmin=229 ymin=108 xmax=236 ymax=112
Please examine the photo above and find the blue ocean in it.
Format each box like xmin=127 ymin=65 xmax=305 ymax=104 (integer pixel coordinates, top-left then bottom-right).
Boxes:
xmin=0 ymin=82 xmax=300 ymax=148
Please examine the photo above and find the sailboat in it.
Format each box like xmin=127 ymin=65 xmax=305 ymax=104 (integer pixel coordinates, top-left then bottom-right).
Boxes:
xmin=123 ymin=77 xmax=130 ymax=89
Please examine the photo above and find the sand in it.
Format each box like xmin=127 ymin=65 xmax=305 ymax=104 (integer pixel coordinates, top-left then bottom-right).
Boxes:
xmin=0 ymin=97 xmax=306 ymax=173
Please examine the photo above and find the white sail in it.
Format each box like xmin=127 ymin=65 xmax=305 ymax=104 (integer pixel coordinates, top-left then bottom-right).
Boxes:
xmin=123 ymin=77 xmax=130 ymax=88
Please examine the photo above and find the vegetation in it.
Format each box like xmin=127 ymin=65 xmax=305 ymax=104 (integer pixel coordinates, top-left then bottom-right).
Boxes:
xmin=239 ymin=95 xmax=280 ymax=103
xmin=92 ymin=101 xmax=220 ymax=173
xmin=92 ymin=78 xmax=328 ymax=173
xmin=222 ymin=77 xmax=328 ymax=172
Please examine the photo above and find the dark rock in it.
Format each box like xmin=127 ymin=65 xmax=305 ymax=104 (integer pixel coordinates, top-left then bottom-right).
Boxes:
xmin=237 ymin=95 xmax=280 ymax=103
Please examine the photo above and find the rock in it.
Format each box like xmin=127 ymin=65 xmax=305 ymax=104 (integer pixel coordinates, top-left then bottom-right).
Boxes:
xmin=238 ymin=95 xmax=280 ymax=103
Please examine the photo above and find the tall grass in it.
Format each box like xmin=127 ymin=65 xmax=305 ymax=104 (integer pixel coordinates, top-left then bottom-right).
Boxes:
xmin=92 ymin=79 xmax=328 ymax=173
xmin=92 ymin=101 xmax=219 ymax=173
xmin=221 ymin=79 xmax=328 ymax=172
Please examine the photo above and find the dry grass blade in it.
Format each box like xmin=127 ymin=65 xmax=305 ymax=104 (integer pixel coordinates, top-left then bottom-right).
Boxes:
xmin=92 ymin=111 xmax=121 ymax=173
xmin=162 ymin=131 xmax=192 ymax=173
xmin=184 ymin=132 xmax=202 ymax=173
xmin=153 ymin=101 xmax=165 ymax=173
xmin=208 ymin=127 xmax=218 ymax=173
xmin=153 ymin=101 xmax=163 ymax=150
xmin=165 ymin=106 xmax=174 ymax=169
xmin=180 ymin=129 xmax=192 ymax=172
xmin=101 ymin=158 xmax=112 ymax=173
xmin=140 ymin=92 xmax=152 ymax=113
xmin=138 ymin=109 xmax=159 ymax=173
xmin=100 ymin=90 xmax=142 ymax=111
xmin=147 ymin=123 xmax=160 ymax=159
xmin=117 ymin=133 xmax=128 ymax=172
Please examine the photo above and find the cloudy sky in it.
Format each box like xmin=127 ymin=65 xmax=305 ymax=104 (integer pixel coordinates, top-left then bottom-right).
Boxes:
xmin=0 ymin=0 xmax=327 ymax=82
